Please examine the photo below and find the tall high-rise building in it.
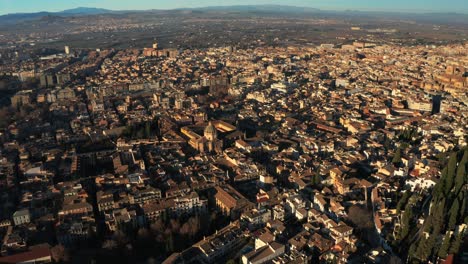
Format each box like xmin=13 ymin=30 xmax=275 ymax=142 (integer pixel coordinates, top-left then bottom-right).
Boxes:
xmin=64 ymin=46 xmax=70 ymax=55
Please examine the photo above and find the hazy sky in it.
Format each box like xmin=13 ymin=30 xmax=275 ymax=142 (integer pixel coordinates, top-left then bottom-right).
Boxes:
xmin=1 ymin=0 xmax=467 ymax=15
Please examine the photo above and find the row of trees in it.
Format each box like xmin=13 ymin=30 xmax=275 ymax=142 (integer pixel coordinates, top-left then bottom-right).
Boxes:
xmin=399 ymin=148 xmax=468 ymax=263
xmin=96 ymin=211 xmax=225 ymax=263
xmin=397 ymin=128 xmax=421 ymax=143
xmin=122 ymin=118 xmax=159 ymax=140
xmin=392 ymin=128 xmax=422 ymax=165
xmin=395 ymin=193 xmax=420 ymax=242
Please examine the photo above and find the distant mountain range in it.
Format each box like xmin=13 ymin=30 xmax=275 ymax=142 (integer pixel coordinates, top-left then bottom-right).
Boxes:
xmin=0 ymin=5 xmax=467 ymax=25
xmin=176 ymin=5 xmax=321 ymax=13
xmin=60 ymin=7 xmax=111 ymax=14
xmin=0 ymin=7 xmax=112 ymax=24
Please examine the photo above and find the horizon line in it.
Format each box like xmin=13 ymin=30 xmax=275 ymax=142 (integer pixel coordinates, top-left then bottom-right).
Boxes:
xmin=2 ymin=4 xmax=468 ymax=16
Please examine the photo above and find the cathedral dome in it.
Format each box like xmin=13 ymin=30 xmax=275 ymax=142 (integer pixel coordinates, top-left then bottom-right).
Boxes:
xmin=204 ymin=121 xmax=217 ymax=140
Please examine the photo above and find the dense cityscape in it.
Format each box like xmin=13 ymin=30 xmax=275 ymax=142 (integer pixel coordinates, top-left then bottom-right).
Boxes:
xmin=0 ymin=3 xmax=467 ymax=264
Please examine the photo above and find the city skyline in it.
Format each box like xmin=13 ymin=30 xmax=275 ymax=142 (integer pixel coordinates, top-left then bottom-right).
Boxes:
xmin=1 ymin=0 xmax=468 ymax=15
xmin=0 ymin=0 xmax=467 ymax=262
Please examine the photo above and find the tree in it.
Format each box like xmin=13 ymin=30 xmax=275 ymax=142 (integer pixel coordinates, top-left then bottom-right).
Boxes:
xmin=51 ymin=244 xmax=70 ymax=263
xmin=113 ymin=230 xmax=129 ymax=248
xmin=408 ymin=243 xmax=417 ymax=260
xmin=392 ymin=147 xmax=402 ymax=164
xmin=437 ymin=152 xmax=449 ymax=167
xmin=387 ymin=255 xmax=403 ymax=264
xmin=348 ymin=205 xmax=373 ymax=230
xmin=348 ymin=204 xmax=378 ymax=245
xmin=396 ymin=192 xmax=411 ymax=213
xmin=384 ymin=136 xmax=392 ymax=152
xmin=165 ymin=232 xmax=174 ymax=253
xmin=137 ymin=227 xmax=152 ymax=246
xmin=458 ymin=190 xmax=467 ymax=223
xmin=144 ymin=121 xmax=151 ymax=138
xmin=102 ymin=239 xmax=118 ymax=250
xmin=448 ymin=198 xmax=459 ymax=231
xmin=155 ymin=233 xmax=165 ymax=243
xmin=187 ymin=216 xmax=200 ymax=238
xmin=150 ymin=219 xmax=165 ymax=234
xmin=454 ymin=150 xmax=467 ymax=194
xmin=445 ymin=154 xmax=457 ymax=194
xmin=170 ymin=219 xmax=181 ymax=233
xmin=414 ymin=236 xmax=434 ymax=262
xmin=433 ymin=167 xmax=448 ymax=198
xmin=147 ymin=257 xmax=157 ymax=264
xmin=180 ymin=222 xmax=191 ymax=237
xmin=137 ymin=228 xmax=151 ymax=239
xmin=124 ymin=243 xmax=134 ymax=257
xmin=437 ymin=233 xmax=451 ymax=259
xmin=448 ymin=232 xmax=463 ymax=254
xmin=312 ymin=172 xmax=321 ymax=186
xmin=0 ymin=107 xmax=12 ymax=129
xmin=398 ymin=195 xmax=419 ymax=240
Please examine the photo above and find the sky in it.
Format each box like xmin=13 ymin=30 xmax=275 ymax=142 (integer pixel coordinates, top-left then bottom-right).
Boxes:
xmin=1 ymin=0 xmax=467 ymax=15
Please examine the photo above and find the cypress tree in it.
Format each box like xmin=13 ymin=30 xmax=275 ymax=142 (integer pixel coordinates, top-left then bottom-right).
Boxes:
xmin=408 ymin=243 xmax=417 ymax=260
xmin=445 ymin=154 xmax=457 ymax=193
xmin=448 ymin=232 xmax=463 ymax=254
xmin=437 ymin=233 xmax=451 ymax=259
xmin=145 ymin=121 xmax=151 ymax=138
xmin=458 ymin=190 xmax=467 ymax=223
xmin=400 ymin=197 xmax=415 ymax=239
xmin=447 ymin=198 xmax=459 ymax=231
xmin=392 ymin=147 xmax=402 ymax=164
xmin=454 ymin=150 xmax=467 ymax=194
xmin=434 ymin=167 xmax=448 ymax=199
xmin=396 ymin=192 xmax=410 ymax=213
xmin=314 ymin=171 xmax=321 ymax=185
xmin=165 ymin=232 xmax=174 ymax=253
xmin=414 ymin=237 xmax=432 ymax=262
xmin=429 ymin=197 xmax=445 ymax=232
